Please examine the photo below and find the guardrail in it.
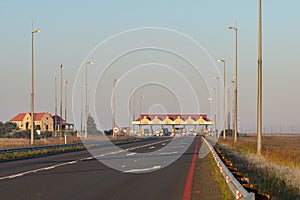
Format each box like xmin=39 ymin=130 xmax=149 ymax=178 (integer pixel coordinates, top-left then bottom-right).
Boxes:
xmin=0 ymin=137 xmax=149 ymax=155
xmin=203 ymin=137 xmax=255 ymax=200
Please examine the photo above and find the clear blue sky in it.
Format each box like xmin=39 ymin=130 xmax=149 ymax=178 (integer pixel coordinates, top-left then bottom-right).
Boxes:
xmin=0 ymin=0 xmax=300 ymax=133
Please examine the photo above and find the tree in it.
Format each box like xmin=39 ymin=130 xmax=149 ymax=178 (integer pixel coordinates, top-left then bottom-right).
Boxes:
xmin=87 ymin=114 xmax=102 ymax=135
xmin=0 ymin=121 xmax=18 ymax=136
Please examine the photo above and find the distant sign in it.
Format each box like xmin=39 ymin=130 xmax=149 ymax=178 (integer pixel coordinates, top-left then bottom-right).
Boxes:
xmin=113 ymin=126 xmax=120 ymax=134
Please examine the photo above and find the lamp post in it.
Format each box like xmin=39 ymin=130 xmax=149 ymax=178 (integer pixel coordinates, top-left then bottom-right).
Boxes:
xmin=85 ymin=61 xmax=93 ymax=140
xmin=129 ymin=89 xmax=135 ymax=136
xmin=208 ymin=97 xmax=213 ymax=136
xmin=64 ymin=80 xmax=68 ymax=131
xmin=214 ymin=77 xmax=220 ymax=136
xmin=139 ymin=95 xmax=144 ymax=134
xmin=59 ymin=64 xmax=63 ymax=135
xmin=54 ymin=76 xmax=58 ymax=137
xmin=30 ymin=29 xmax=40 ymax=145
xmin=257 ymin=0 xmax=263 ymax=155
xmin=211 ymin=88 xmax=217 ymax=136
xmin=229 ymin=25 xmax=238 ymax=142
xmin=218 ymin=59 xmax=226 ymax=139
xmin=80 ymin=86 xmax=84 ymax=134
xmin=112 ymin=78 xmax=119 ymax=139
xmin=227 ymin=86 xmax=231 ymax=132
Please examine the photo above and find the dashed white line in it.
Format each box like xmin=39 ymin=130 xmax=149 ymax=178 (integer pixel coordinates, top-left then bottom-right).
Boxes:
xmin=158 ymin=151 xmax=178 ymax=155
xmin=123 ymin=165 xmax=161 ymax=173
xmin=126 ymin=152 xmax=136 ymax=156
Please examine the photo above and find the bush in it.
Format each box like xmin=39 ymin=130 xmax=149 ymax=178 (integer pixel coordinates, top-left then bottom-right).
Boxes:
xmin=104 ymin=129 xmax=112 ymax=136
xmin=0 ymin=121 xmax=18 ymax=136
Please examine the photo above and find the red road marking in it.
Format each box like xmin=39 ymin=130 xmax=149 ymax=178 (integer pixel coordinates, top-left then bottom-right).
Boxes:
xmin=182 ymin=138 xmax=200 ymax=200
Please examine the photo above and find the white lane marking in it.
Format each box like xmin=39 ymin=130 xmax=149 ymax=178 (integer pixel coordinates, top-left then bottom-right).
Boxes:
xmin=0 ymin=161 xmax=77 ymax=181
xmin=123 ymin=165 xmax=161 ymax=173
xmin=158 ymin=151 xmax=178 ymax=155
xmin=0 ymin=139 xmax=172 ymax=181
xmin=126 ymin=152 xmax=136 ymax=156
xmin=171 ymin=146 xmax=185 ymax=149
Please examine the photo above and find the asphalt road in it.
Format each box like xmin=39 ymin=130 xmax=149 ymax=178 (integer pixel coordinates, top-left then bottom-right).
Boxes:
xmin=0 ymin=136 xmax=218 ymax=200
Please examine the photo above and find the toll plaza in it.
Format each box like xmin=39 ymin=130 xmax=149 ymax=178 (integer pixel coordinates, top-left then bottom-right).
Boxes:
xmin=132 ymin=114 xmax=213 ymax=136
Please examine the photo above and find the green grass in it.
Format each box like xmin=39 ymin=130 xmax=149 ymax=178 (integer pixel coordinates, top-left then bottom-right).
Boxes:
xmin=209 ymin=153 xmax=234 ymax=200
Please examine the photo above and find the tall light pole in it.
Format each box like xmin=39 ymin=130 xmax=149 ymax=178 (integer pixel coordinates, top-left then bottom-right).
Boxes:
xmin=31 ymin=29 xmax=40 ymax=145
xmin=112 ymin=78 xmax=119 ymax=139
xmin=139 ymin=95 xmax=144 ymax=134
xmin=229 ymin=25 xmax=238 ymax=143
xmin=64 ymin=80 xmax=68 ymax=131
xmin=129 ymin=89 xmax=135 ymax=136
xmin=54 ymin=76 xmax=58 ymax=137
xmin=80 ymin=86 xmax=84 ymax=134
xmin=231 ymin=80 xmax=235 ymax=130
xmin=211 ymin=88 xmax=217 ymax=135
xmin=214 ymin=77 xmax=220 ymax=136
xmin=59 ymin=64 xmax=63 ymax=134
xmin=218 ymin=59 xmax=226 ymax=139
xmin=85 ymin=61 xmax=93 ymax=140
xmin=257 ymin=0 xmax=263 ymax=155
xmin=208 ymin=97 xmax=213 ymax=135
xmin=227 ymin=86 xmax=231 ymax=132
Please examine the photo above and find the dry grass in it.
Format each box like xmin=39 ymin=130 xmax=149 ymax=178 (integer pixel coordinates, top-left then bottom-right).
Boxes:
xmin=0 ymin=137 xmax=82 ymax=149
xmin=218 ymin=135 xmax=300 ymax=168
xmin=217 ymin=135 xmax=300 ymax=199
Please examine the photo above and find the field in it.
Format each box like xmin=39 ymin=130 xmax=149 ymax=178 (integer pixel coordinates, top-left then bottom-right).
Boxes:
xmin=218 ymin=135 xmax=300 ymax=167
xmin=218 ymin=135 xmax=300 ymax=200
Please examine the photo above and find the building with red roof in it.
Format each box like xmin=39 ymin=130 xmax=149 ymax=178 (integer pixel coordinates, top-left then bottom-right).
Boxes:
xmin=10 ymin=112 xmax=53 ymax=132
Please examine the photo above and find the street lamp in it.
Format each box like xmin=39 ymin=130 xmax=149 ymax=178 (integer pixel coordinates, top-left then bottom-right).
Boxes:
xmin=208 ymin=97 xmax=213 ymax=136
xmin=112 ymin=78 xmax=119 ymax=139
xmin=227 ymin=86 xmax=231 ymax=132
xmin=80 ymin=86 xmax=84 ymax=134
xmin=213 ymin=77 xmax=220 ymax=136
xmin=229 ymin=25 xmax=238 ymax=143
xmin=59 ymin=64 xmax=63 ymax=134
xmin=129 ymin=89 xmax=135 ymax=136
xmin=257 ymin=0 xmax=263 ymax=155
xmin=85 ymin=61 xmax=93 ymax=140
xmin=64 ymin=80 xmax=68 ymax=131
xmin=211 ymin=88 xmax=217 ymax=136
xmin=30 ymin=29 xmax=40 ymax=145
xmin=218 ymin=59 xmax=226 ymax=139
xmin=139 ymin=95 xmax=144 ymax=134
xmin=54 ymin=76 xmax=58 ymax=137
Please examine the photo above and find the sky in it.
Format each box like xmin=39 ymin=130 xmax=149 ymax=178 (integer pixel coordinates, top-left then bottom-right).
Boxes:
xmin=0 ymin=0 xmax=300 ymax=133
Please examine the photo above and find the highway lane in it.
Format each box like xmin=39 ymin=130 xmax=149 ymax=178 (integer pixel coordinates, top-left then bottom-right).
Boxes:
xmin=0 ymin=137 xmax=170 ymax=179
xmin=0 ymin=137 xmax=201 ymax=200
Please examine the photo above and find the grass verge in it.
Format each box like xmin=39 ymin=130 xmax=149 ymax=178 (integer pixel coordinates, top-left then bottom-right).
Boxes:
xmin=217 ymin=140 xmax=300 ymax=200
xmin=209 ymin=153 xmax=234 ymax=200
